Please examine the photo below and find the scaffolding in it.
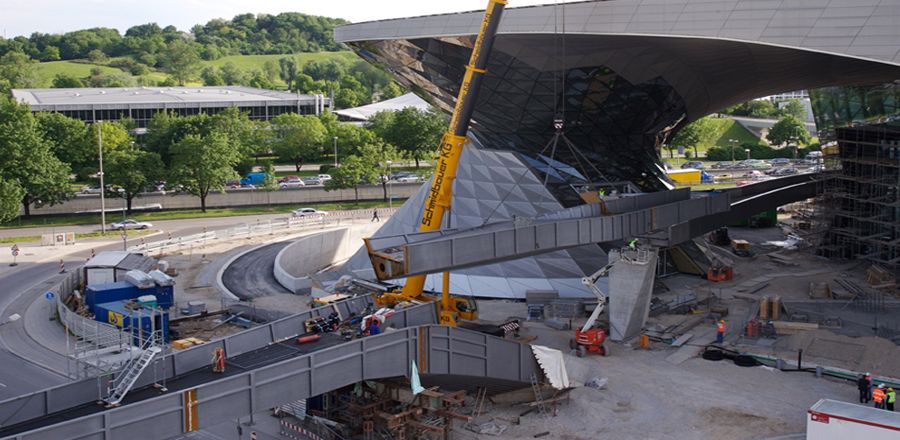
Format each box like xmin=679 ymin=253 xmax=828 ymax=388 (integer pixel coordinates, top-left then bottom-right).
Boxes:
xmin=814 ymin=123 xmax=900 ymax=275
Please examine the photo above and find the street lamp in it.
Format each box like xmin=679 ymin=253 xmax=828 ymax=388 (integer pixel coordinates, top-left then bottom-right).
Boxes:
xmin=333 ymin=136 xmax=338 ymax=168
xmin=728 ymin=139 xmax=739 ymax=166
xmin=386 ymin=160 xmax=393 ymax=208
xmin=745 ymin=148 xmax=751 ymax=160
xmin=97 ymin=121 xmax=106 ymax=234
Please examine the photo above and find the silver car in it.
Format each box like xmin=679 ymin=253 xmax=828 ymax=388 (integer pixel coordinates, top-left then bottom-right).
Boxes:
xmin=110 ymin=219 xmax=152 ymax=230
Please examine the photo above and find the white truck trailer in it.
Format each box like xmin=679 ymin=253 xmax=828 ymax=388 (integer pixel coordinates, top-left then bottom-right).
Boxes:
xmin=807 ymin=398 xmax=900 ymax=439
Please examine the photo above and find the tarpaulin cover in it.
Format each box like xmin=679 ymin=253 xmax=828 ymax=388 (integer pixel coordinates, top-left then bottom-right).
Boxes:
xmin=531 ymin=345 xmax=570 ymax=390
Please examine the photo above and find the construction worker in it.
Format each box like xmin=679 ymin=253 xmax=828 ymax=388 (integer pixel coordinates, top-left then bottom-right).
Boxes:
xmin=716 ymin=320 xmax=726 ymax=344
xmin=858 ymin=374 xmax=872 ymax=404
xmin=887 ymin=387 xmax=896 ymax=412
xmin=866 ymin=373 xmax=874 ymax=402
xmin=628 ymin=239 xmax=638 ymax=250
xmin=873 ymin=384 xmax=886 ymax=409
xmin=211 ymin=347 xmax=225 ymax=374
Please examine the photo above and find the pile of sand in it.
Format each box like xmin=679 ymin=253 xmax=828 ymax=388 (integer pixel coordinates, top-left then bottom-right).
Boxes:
xmin=773 ymin=329 xmax=900 ymax=378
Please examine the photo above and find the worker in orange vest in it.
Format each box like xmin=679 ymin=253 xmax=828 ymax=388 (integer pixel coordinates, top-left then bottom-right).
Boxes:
xmin=873 ymin=384 xmax=886 ymax=409
xmin=716 ymin=320 xmax=726 ymax=344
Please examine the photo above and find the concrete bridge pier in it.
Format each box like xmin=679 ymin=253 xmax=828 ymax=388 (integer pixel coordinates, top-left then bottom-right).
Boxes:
xmin=608 ymin=248 xmax=658 ymax=342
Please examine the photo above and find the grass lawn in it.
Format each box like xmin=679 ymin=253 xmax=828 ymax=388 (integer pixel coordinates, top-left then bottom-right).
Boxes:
xmin=1 ymin=199 xmax=407 ymax=230
xmin=0 ymin=228 xmax=158 ymax=244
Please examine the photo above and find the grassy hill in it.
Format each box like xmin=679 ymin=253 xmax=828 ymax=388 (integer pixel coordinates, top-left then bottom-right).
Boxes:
xmin=693 ymin=117 xmax=765 ymax=151
xmin=30 ymin=51 xmax=357 ymax=88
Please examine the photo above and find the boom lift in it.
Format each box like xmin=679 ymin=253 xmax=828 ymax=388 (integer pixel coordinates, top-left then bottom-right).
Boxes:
xmin=570 ymin=261 xmax=615 ymax=357
xmin=364 ymin=0 xmax=507 ymax=326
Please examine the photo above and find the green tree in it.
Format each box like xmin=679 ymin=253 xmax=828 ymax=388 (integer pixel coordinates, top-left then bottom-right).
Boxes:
xmin=368 ymin=108 xmax=445 ymax=168
xmin=160 ymin=40 xmax=200 ymax=85
xmin=169 ymin=132 xmax=240 ymax=212
xmin=324 ymin=155 xmax=376 ymax=202
xmin=670 ymin=116 xmax=718 ymax=159
xmin=104 ymin=146 xmax=164 ymax=212
xmin=380 ymin=82 xmax=403 ymax=100
xmin=87 ymin=49 xmax=108 ymax=63
xmin=767 ymin=115 xmax=811 ymax=147
xmin=278 ymin=56 xmax=298 ymax=90
xmin=0 ymin=51 xmax=38 ymax=92
xmin=0 ymin=178 xmax=25 ymax=223
xmin=34 ymin=112 xmax=93 ymax=173
xmin=51 ymin=73 xmax=85 ymax=88
xmin=270 ymin=113 xmax=327 ymax=172
xmin=263 ymin=60 xmax=279 ymax=83
xmin=219 ymin=62 xmax=245 ymax=85
xmin=779 ymin=99 xmax=807 ymax=120
xmin=0 ymin=97 xmax=71 ymax=216
xmin=39 ymin=46 xmax=61 ymax=62
xmin=200 ymin=66 xmax=225 ymax=86
xmin=357 ymin=142 xmax=403 ymax=201
xmin=746 ymin=100 xmax=779 ymax=118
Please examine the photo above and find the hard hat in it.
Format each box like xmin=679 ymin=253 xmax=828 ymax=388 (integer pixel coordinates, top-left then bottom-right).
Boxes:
xmin=879 ymin=383 xmax=886 ymax=388
xmin=719 ymin=319 xmax=725 ymax=323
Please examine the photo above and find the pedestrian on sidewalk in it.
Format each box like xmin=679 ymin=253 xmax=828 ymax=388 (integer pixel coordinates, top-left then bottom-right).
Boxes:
xmin=858 ymin=374 xmax=872 ymax=403
xmin=371 ymin=208 xmax=380 ymax=222
xmin=887 ymin=387 xmax=896 ymax=412
xmin=715 ymin=319 xmax=726 ymax=344
xmin=873 ymin=384 xmax=886 ymax=409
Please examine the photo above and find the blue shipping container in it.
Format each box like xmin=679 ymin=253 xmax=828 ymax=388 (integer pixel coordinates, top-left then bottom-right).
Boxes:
xmin=85 ymin=282 xmax=174 ymax=312
xmin=94 ymin=301 xmax=169 ymax=344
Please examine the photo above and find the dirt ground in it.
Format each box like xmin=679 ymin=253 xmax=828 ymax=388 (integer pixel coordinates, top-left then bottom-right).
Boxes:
xmin=458 ymin=226 xmax=897 ymax=440
xmin=462 ymin=301 xmax=856 ymax=440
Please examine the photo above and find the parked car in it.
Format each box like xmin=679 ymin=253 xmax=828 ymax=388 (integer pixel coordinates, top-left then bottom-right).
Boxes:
xmin=111 ymin=219 xmax=152 ymax=230
xmin=317 ymin=174 xmax=332 ymax=182
xmin=278 ymin=175 xmax=301 ymax=184
xmin=769 ymin=158 xmax=792 ymax=166
xmin=279 ymin=179 xmax=306 ymax=189
xmin=80 ymin=185 xmax=103 ymax=194
xmin=807 ymin=151 xmax=823 ymax=159
xmin=292 ymin=208 xmax=327 ymax=218
xmin=395 ymin=175 xmax=421 ymax=183
xmin=390 ymin=171 xmax=413 ymax=180
xmin=742 ymin=170 xmax=764 ymax=178
xmin=302 ymin=176 xmax=323 ymax=186
xmin=681 ymin=161 xmax=704 ymax=169
xmin=773 ymin=167 xmax=798 ymax=176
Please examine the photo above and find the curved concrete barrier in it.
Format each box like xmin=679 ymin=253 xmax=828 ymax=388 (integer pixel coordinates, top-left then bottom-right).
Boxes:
xmin=274 ymin=223 xmax=382 ymax=293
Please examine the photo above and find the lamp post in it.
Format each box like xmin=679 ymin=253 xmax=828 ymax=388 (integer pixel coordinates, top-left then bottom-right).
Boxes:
xmin=728 ymin=139 xmax=739 ymax=166
xmin=745 ymin=148 xmax=751 ymax=160
xmin=386 ymin=160 xmax=393 ymax=208
xmin=333 ymin=136 xmax=338 ymax=168
xmin=97 ymin=121 xmax=106 ymax=234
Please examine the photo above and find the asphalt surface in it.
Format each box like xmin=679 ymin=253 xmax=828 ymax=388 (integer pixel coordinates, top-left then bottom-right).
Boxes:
xmin=221 ymin=241 xmax=293 ymax=300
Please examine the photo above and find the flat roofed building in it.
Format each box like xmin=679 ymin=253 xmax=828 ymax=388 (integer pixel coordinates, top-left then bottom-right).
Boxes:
xmin=10 ymin=86 xmax=329 ymax=127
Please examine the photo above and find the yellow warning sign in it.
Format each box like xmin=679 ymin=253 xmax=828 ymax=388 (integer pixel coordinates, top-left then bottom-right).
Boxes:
xmin=108 ymin=311 xmax=124 ymax=327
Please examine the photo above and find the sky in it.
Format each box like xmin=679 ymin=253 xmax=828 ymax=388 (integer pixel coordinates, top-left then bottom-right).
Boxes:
xmin=0 ymin=0 xmax=586 ymax=38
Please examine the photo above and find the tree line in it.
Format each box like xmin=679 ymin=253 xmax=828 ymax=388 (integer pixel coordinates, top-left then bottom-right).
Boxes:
xmin=0 ymin=96 xmax=446 ymax=221
xmin=0 ymin=13 xmax=346 ymax=62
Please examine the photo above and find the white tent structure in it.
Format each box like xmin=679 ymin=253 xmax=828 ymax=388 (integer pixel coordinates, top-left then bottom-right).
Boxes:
xmin=334 ymin=92 xmax=430 ymax=122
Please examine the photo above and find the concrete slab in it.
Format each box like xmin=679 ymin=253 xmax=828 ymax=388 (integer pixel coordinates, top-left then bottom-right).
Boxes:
xmin=608 ymin=248 xmax=658 ymax=342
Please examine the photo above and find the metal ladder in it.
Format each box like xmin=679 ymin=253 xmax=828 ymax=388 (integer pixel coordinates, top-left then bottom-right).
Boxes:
xmin=105 ymin=345 xmax=162 ymax=406
xmin=530 ymin=374 xmax=548 ymax=418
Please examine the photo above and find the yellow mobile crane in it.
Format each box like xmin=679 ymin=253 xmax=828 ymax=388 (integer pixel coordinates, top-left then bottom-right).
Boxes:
xmin=365 ymin=0 xmax=507 ymax=326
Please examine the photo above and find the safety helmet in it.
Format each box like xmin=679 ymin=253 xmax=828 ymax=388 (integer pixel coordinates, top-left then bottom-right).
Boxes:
xmin=879 ymin=383 xmax=886 ymax=388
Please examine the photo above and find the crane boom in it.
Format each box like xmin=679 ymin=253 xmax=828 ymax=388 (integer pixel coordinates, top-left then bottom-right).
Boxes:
xmin=367 ymin=0 xmax=507 ymax=326
xmin=402 ymin=0 xmax=507 ymax=297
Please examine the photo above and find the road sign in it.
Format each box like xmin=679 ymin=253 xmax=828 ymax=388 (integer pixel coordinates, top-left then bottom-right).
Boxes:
xmin=44 ymin=292 xmax=54 ymax=301
xmin=10 ymin=244 xmax=18 ymax=257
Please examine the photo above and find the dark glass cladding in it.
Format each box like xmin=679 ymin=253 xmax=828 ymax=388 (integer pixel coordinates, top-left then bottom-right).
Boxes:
xmin=351 ymin=37 xmax=684 ymax=197
xmin=810 ymin=84 xmax=900 ymax=139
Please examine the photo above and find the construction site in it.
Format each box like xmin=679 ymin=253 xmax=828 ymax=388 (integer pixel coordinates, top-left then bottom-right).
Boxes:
xmin=2 ymin=1 xmax=900 ymax=439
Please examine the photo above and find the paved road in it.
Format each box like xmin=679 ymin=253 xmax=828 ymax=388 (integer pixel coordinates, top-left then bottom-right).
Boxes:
xmin=0 ymin=261 xmax=75 ymax=400
xmin=0 ymin=212 xmax=294 ymax=239
xmin=221 ymin=241 xmax=293 ymax=300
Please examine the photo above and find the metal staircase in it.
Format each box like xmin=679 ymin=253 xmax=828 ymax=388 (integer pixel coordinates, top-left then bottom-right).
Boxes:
xmin=105 ymin=344 xmax=161 ymax=406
